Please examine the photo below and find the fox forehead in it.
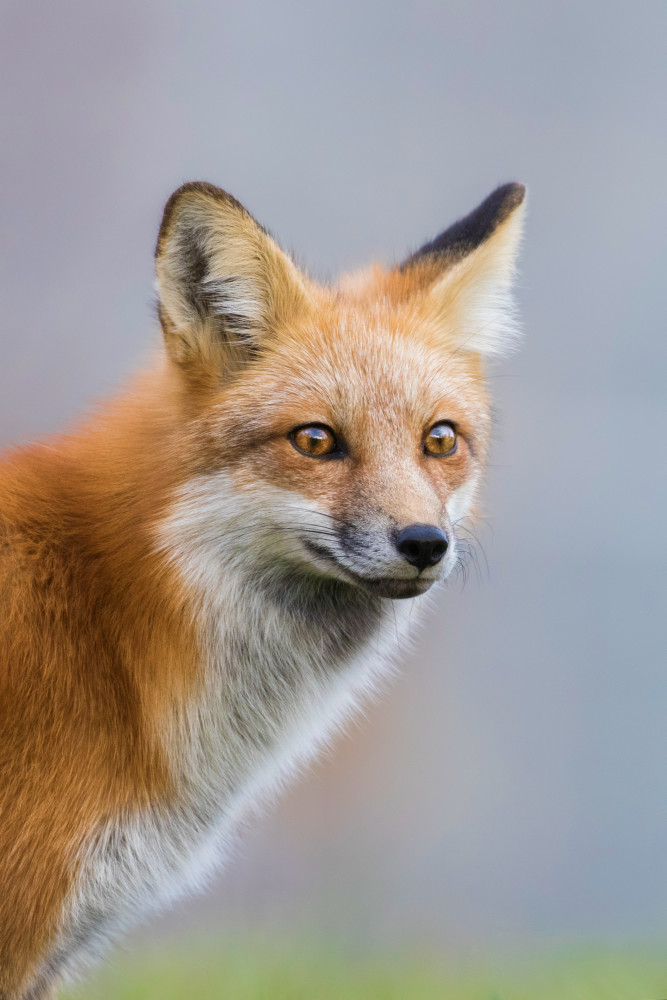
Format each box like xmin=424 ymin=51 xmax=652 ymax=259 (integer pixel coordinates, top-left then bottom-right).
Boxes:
xmin=207 ymin=300 xmax=491 ymax=450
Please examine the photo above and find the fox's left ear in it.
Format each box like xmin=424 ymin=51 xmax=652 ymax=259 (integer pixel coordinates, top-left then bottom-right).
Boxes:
xmin=155 ymin=182 xmax=313 ymax=381
xmin=399 ymin=183 xmax=526 ymax=358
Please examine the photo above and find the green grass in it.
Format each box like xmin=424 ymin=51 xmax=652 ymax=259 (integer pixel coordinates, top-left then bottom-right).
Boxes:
xmin=64 ymin=939 xmax=667 ymax=1000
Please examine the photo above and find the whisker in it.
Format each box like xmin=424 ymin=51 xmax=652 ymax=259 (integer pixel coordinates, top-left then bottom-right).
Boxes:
xmin=453 ymin=516 xmax=491 ymax=583
xmin=292 ymin=507 xmax=356 ymax=530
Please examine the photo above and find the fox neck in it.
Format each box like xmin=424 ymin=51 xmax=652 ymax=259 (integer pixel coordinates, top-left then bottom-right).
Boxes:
xmin=174 ymin=566 xmax=399 ymax=821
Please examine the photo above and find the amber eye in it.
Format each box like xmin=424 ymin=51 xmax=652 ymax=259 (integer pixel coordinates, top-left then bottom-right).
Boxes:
xmin=424 ymin=421 xmax=457 ymax=457
xmin=290 ymin=424 xmax=339 ymax=458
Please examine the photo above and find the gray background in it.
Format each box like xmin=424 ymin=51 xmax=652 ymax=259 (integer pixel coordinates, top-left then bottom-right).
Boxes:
xmin=1 ymin=0 xmax=666 ymax=957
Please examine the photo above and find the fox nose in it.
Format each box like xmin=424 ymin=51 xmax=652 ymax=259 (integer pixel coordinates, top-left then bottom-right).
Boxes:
xmin=395 ymin=524 xmax=448 ymax=572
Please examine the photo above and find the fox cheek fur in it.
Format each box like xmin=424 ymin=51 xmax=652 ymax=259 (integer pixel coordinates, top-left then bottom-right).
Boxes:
xmin=0 ymin=180 xmax=525 ymax=996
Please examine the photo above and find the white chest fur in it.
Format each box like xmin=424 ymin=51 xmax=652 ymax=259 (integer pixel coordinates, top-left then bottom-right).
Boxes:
xmin=57 ymin=541 xmax=421 ymax=982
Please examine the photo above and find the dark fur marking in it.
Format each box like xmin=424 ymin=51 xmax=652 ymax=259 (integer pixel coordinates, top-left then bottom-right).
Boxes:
xmin=166 ymin=230 xmax=260 ymax=351
xmin=400 ymin=182 xmax=525 ymax=271
xmin=174 ymin=230 xmax=210 ymax=320
xmin=246 ymin=564 xmax=381 ymax=665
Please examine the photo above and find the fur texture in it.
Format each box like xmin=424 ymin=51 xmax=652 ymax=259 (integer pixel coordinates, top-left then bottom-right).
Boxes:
xmin=0 ymin=180 xmax=525 ymax=997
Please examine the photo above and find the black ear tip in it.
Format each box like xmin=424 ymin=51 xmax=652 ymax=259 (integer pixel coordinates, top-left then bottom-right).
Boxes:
xmin=486 ymin=182 xmax=526 ymax=219
xmin=502 ymin=181 xmax=526 ymax=198
xmin=507 ymin=181 xmax=526 ymax=204
xmin=399 ymin=181 xmax=526 ymax=271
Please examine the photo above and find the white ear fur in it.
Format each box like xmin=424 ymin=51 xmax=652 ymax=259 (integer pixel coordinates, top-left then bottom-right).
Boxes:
xmin=427 ymin=196 xmax=526 ymax=358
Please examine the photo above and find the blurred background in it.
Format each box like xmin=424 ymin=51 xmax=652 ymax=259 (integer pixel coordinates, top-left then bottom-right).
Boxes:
xmin=1 ymin=0 xmax=666 ymax=978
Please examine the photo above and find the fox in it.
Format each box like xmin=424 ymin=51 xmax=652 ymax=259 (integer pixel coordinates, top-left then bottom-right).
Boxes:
xmin=0 ymin=180 xmax=525 ymax=997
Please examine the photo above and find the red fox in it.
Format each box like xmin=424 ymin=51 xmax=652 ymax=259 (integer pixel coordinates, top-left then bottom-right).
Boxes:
xmin=0 ymin=181 xmax=525 ymax=997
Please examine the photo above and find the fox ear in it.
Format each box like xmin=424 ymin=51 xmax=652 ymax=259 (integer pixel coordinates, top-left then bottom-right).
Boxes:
xmin=400 ymin=183 xmax=526 ymax=358
xmin=155 ymin=182 xmax=312 ymax=379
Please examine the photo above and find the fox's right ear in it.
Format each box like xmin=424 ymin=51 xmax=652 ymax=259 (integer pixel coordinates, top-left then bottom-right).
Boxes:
xmin=155 ymin=182 xmax=312 ymax=381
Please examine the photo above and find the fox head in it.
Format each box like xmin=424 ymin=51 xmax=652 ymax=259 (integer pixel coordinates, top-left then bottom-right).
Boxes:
xmin=155 ymin=181 xmax=525 ymax=601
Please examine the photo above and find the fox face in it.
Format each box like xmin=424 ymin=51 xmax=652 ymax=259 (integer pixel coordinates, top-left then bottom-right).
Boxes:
xmin=156 ymin=182 xmax=524 ymax=603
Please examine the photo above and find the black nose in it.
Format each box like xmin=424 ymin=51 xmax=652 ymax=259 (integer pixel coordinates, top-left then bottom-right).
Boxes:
xmin=395 ymin=524 xmax=448 ymax=572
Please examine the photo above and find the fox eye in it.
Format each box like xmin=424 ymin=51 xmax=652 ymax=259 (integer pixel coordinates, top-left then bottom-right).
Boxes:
xmin=290 ymin=424 xmax=339 ymax=458
xmin=424 ymin=421 xmax=457 ymax=457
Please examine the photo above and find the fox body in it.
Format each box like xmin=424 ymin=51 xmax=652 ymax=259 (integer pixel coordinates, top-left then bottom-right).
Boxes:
xmin=0 ymin=181 xmax=525 ymax=997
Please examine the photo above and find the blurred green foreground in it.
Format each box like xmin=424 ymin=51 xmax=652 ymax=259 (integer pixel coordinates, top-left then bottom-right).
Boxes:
xmin=65 ymin=939 xmax=667 ymax=1000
